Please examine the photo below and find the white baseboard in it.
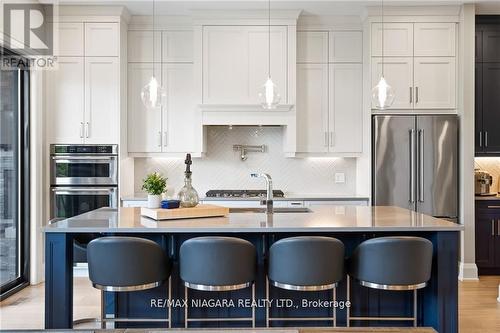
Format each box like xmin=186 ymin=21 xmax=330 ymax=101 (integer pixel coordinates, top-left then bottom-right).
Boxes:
xmin=458 ymin=262 xmax=479 ymax=281
xmin=73 ymin=263 xmax=89 ymax=278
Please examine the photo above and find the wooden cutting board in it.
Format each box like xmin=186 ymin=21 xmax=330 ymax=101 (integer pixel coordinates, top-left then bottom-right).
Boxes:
xmin=141 ymin=204 xmax=229 ymax=220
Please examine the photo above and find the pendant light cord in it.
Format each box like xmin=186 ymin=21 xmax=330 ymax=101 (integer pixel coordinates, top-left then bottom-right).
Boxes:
xmin=152 ymin=0 xmax=156 ymax=77
xmin=268 ymin=0 xmax=271 ymax=79
xmin=381 ymin=0 xmax=385 ymax=77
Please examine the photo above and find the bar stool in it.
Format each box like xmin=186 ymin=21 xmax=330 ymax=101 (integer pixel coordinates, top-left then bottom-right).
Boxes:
xmin=179 ymin=236 xmax=257 ymax=328
xmin=346 ymin=236 xmax=433 ymax=326
xmin=267 ymin=236 xmax=345 ymax=327
xmin=87 ymin=236 xmax=172 ymax=328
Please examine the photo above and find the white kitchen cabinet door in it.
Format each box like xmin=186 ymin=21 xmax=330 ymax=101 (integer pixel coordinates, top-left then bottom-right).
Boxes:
xmin=84 ymin=57 xmax=119 ymax=144
xmin=202 ymin=26 xmax=287 ymax=104
xmin=85 ymin=23 xmax=119 ymax=57
xmin=296 ymin=64 xmax=329 ymax=153
xmin=127 ymin=63 xmax=162 ymax=152
xmin=162 ymin=64 xmax=197 ymax=152
xmin=46 ymin=57 xmax=85 ymax=144
xmin=162 ymin=31 xmax=193 ymax=62
xmin=297 ymin=31 xmax=328 ymax=63
xmin=371 ymin=57 xmax=413 ymax=110
xmin=414 ymin=23 xmax=456 ymax=57
xmin=128 ymin=30 xmax=162 ymax=62
xmin=56 ymin=23 xmax=84 ymax=56
xmin=329 ymin=63 xmax=363 ymax=153
xmin=371 ymin=23 xmax=413 ymax=57
xmin=330 ymin=31 xmax=363 ymax=63
xmin=414 ymin=57 xmax=456 ymax=109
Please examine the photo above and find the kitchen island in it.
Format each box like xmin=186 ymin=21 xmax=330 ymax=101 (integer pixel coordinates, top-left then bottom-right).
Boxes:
xmin=44 ymin=206 xmax=463 ymax=332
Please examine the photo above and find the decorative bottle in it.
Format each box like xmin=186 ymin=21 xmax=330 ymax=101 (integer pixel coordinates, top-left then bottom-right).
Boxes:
xmin=177 ymin=154 xmax=199 ymax=208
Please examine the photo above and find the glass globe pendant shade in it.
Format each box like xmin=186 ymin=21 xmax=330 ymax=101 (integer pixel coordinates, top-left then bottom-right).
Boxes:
xmin=259 ymin=77 xmax=280 ymax=110
xmin=372 ymin=76 xmax=396 ymax=110
xmin=141 ymin=75 xmax=166 ymax=109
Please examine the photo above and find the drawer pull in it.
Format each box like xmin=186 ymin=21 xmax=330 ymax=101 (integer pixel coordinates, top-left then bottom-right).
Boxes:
xmin=498 ymin=219 xmax=500 ymax=236
xmin=486 ymin=205 xmax=500 ymax=209
xmin=492 ymin=220 xmax=495 ymax=236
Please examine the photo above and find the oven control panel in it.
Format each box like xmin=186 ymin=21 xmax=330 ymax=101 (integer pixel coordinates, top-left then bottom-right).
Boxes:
xmin=51 ymin=144 xmax=118 ymax=155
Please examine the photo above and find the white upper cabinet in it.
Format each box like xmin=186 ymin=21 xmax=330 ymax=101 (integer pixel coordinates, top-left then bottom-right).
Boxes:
xmin=162 ymin=64 xmax=197 ymax=152
xmin=84 ymin=57 xmax=119 ymax=144
xmin=371 ymin=23 xmax=413 ymax=57
xmin=57 ymin=23 xmax=84 ymax=56
xmin=162 ymin=31 xmax=193 ymax=62
xmin=202 ymin=25 xmax=288 ymax=104
xmin=329 ymin=63 xmax=363 ymax=153
xmin=127 ymin=63 xmax=162 ymax=153
xmin=128 ymin=31 xmax=162 ymax=62
xmin=414 ymin=23 xmax=456 ymax=56
xmin=296 ymin=64 xmax=329 ymax=153
xmin=297 ymin=31 xmax=328 ymax=63
xmin=371 ymin=57 xmax=414 ymax=110
xmin=85 ymin=23 xmax=119 ymax=57
xmin=330 ymin=31 xmax=363 ymax=63
xmin=46 ymin=57 xmax=85 ymax=144
xmin=413 ymin=57 xmax=456 ymax=109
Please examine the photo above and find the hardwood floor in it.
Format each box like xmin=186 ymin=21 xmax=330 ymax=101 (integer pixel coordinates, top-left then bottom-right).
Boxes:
xmin=1 ymin=276 xmax=499 ymax=331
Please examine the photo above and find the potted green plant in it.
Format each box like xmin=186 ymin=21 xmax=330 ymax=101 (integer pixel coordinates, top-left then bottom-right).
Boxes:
xmin=142 ymin=172 xmax=167 ymax=208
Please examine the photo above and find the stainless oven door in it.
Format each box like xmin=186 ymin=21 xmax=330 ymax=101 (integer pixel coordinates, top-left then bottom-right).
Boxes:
xmin=50 ymin=155 xmax=118 ymax=185
xmin=50 ymin=187 xmax=118 ymax=219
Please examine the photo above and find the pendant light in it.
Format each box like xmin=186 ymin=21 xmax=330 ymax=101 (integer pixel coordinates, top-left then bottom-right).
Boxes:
xmin=371 ymin=0 xmax=396 ymax=110
xmin=141 ymin=0 xmax=166 ymax=109
xmin=259 ymin=0 xmax=280 ymax=109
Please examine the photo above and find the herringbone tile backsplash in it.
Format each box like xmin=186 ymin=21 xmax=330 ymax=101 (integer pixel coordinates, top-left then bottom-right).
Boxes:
xmin=134 ymin=126 xmax=357 ymax=197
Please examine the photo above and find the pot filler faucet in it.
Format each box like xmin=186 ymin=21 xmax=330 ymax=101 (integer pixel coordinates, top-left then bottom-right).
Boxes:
xmin=250 ymin=173 xmax=273 ymax=214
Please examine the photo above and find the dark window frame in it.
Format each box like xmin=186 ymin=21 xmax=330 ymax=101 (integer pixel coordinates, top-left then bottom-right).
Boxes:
xmin=0 ymin=47 xmax=30 ymax=300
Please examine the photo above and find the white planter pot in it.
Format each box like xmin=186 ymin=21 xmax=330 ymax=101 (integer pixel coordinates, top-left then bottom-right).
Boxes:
xmin=147 ymin=194 xmax=162 ymax=208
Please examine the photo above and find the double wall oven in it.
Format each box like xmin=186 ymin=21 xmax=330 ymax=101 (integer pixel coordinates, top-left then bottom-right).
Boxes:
xmin=50 ymin=144 xmax=118 ymax=219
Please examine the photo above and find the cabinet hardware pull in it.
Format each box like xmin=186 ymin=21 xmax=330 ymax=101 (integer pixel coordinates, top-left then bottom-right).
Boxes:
xmin=479 ymin=131 xmax=482 ymax=148
xmin=410 ymin=87 xmax=413 ymax=104
xmin=85 ymin=122 xmax=89 ymax=138
xmin=498 ymin=219 xmax=500 ymax=236
xmin=415 ymin=87 xmax=419 ymax=104
xmin=324 ymin=132 xmax=328 ymax=147
xmin=158 ymin=131 xmax=162 ymax=147
xmin=492 ymin=219 xmax=495 ymax=236
xmin=79 ymin=122 xmax=84 ymax=138
xmin=409 ymin=129 xmax=416 ymax=203
xmin=487 ymin=206 xmax=500 ymax=209
xmin=163 ymin=131 xmax=168 ymax=147
xmin=330 ymin=132 xmax=334 ymax=147
xmin=418 ymin=129 xmax=424 ymax=203
xmin=485 ymin=131 xmax=488 ymax=147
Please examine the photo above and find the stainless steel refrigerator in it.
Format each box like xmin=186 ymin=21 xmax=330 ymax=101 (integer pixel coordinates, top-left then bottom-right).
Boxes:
xmin=372 ymin=115 xmax=458 ymax=221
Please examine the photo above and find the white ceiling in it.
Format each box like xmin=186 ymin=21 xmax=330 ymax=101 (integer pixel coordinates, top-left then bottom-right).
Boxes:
xmin=56 ymin=0 xmax=483 ymax=16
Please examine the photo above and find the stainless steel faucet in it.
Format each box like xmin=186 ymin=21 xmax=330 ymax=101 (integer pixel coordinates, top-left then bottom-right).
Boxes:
xmin=251 ymin=173 xmax=273 ymax=214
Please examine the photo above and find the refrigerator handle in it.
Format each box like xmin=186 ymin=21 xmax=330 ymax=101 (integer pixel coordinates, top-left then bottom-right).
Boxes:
xmin=418 ymin=129 xmax=425 ymax=202
xmin=409 ymin=129 xmax=416 ymax=203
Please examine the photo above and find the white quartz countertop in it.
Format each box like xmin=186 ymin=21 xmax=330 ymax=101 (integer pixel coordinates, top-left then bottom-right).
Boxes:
xmin=121 ymin=193 xmax=370 ymax=202
xmin=45 ymin=206 xmax=463 ymax=233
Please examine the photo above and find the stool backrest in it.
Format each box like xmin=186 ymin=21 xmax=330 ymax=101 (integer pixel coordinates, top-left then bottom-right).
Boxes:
xmin=87 ymin=236 xmax=170 ymax=288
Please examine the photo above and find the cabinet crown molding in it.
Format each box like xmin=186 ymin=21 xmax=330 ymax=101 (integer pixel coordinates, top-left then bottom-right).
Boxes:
xmin=57 ymin=5 xmax=131 ymax=23
xmin=191 ymin=9 xmax=301 ymax=25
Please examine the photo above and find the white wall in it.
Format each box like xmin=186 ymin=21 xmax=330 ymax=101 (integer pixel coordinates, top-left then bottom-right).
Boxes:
xmin=134 ymin=126 xmax=358 ymax=196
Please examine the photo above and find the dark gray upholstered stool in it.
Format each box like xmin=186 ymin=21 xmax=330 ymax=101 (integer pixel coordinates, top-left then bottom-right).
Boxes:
xmin=267 ymin=236 xmax=345 ymax=327
xmin=346 ymin=236 xmax=433 ymax=327
xmin=87 ymin=236 xmax=172 ymax=328
xmin=179 ymin=236 xmax=257 ymax=328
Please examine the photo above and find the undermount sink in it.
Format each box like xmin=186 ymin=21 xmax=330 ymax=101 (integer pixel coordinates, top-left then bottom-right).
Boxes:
xmin=229 ymin=207 xmax=312 ymax=213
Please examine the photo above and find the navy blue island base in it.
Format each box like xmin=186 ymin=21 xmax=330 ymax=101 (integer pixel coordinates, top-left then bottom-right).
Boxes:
xmin=44 ymin=207 xmax=461 ymax=332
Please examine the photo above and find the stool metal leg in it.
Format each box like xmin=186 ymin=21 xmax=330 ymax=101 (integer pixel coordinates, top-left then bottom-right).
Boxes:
xmin=332 ymin=286 xmax=337 ymax=327
xmin=252 ymin=283 xmax=256 ymax=328
xmin=101 ymin=290 xmax=105 ymax=329
xmin=266 ymin=277 xmax=270 ymax=328
xmin=184 ymin=286 xmax=188 ymax=328
xmin=346 ymin=275 xmax=350 ymax=327
xmin=168 ymin=277 xmax=172 ymax=328
xmin=413 ymin=289 xmax=417 ymax=327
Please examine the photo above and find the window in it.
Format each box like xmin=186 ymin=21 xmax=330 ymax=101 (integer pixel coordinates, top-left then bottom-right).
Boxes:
xmin=0 ymin=48 xmax=30 ymax=299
